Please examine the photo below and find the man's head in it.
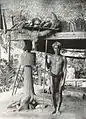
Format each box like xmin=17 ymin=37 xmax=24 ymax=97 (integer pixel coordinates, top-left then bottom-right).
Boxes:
xmin=52 ymin=41 xmax=62 ymax=54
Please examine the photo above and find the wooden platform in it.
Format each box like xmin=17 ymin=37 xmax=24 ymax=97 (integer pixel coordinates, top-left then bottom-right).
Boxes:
xmin=10 ymin=32 xmax=86 ymax=51
xmin=60 ymin=49 xmax=86 ymax=58
xmin=11 ymin=32 xmax=86 ymax=41
xmin=66 ymin=79 xmax=86 ymax=82
xmin=47 ymin=32 xmax=86 ymax=40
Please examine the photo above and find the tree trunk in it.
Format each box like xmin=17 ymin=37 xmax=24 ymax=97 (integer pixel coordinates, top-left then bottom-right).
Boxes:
xmin=18 ymin=51 xmax=37 ymax=111
xmin=24 ymin=66 xmax=34 ymax=98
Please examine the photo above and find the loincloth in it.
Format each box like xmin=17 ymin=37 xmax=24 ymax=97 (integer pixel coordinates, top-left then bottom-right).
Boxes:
xmin=51 ymin=72 xmax=63 ymax=93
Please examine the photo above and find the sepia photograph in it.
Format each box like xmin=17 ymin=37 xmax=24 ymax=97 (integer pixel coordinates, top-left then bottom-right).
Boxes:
xmin=0 ymin=0 xmax=86 ymax=119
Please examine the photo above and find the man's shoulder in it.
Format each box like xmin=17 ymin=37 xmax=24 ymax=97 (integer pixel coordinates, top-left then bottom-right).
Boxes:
xmin=59 ymin=54 xmax=65 ymax=59
xmin=62 ymin=56 xmax=66 ymax=60
xmin=59 ymin=55 xmax=66 ymax=61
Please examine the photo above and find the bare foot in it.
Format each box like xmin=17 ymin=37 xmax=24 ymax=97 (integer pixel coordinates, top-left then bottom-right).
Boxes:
xmin=52 ymin=109 xmax=56 ymax=114
xmin=56 ymin=109 xmax=61 ymax=115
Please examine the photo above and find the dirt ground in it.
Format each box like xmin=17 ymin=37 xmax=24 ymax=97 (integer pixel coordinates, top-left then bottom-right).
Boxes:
xmin=0 ymin=85 xmax=86 ymax=119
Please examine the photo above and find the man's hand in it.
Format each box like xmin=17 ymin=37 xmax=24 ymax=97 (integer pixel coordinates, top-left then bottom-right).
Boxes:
xmin=60 ymin=78 xmax=65 ymax=90
xmin=45 ymin=55 xmax=51 ymax=69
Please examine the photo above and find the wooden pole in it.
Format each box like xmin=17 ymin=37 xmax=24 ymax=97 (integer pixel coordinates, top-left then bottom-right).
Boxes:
xmin=11 ymin=16 xmax=15 ymax=26
xmin=8 ymin=32 xmax=11 ymax=71
xmin=2 ymin=9 xmax=7 ymax=33
xmin=43 ymin=40 xmax=48 ymax=89
xmin=0 ymin=44 xmax=1 ymax=59
xmin=12 ymin=65 xmax=21 ymax=96
xmin=42 ymin=39 xmax=48 ymax=104
xmin=0 ymin=4 xmax=3 ymax=30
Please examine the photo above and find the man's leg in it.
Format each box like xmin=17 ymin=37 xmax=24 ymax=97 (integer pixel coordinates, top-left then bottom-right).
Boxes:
xmin=57 ymin=76 xmax=65 ymax=112
xmin=56 ymin=78 xmax=60 ymax=113
xmin=52 ymin=75 xmax=59 ymax=114
xmin=52 ymin=75 xmax=57 ymax=114
xmin=52 ymin=92 xmax=57 ymax=114
xmin=58 ymin=87 xmax=63 ymax=112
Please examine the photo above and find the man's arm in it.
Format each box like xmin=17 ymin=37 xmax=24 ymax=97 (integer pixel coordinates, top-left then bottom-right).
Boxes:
xmin=45 ymin=55 xmax=51 ymax=69
xmin=62 ymin=56 xmax=67 ymax=87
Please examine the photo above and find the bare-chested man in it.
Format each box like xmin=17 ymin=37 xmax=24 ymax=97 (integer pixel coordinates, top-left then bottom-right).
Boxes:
xmin=46 ymin=41 xmax=67 ymax=114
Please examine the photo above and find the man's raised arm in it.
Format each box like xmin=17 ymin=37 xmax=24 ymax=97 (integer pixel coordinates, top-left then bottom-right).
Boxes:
xmin=45 ymin=55 xmax=51 ymax=69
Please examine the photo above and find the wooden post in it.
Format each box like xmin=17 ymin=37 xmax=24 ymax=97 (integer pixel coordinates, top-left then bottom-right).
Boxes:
xmin=0 ymin=4 xmax=3 ymax=30
xmin=11 ymin=16 xmax=14 ymax=26
xmin=8 ymin=32 xmax=11 ymax=71
xmin=43 ymin=40 xmax=48 ymax=89
xmin=0 ymin=32 xmax=1 ymax=59
xmin=0 ymin=44 xmax=1 ymax=59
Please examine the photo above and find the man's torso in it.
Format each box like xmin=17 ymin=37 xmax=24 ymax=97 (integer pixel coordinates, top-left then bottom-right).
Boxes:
xmin=50 ymin=55 xmax=64 ymax=76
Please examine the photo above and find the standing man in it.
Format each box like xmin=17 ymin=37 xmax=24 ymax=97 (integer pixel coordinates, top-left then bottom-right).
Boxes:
xmin=46 ymin=41 xmax=67 ymax=114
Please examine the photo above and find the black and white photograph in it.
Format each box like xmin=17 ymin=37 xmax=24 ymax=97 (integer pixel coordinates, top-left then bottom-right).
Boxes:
xmin=0 ymin=0 xmax=86 ymax=119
